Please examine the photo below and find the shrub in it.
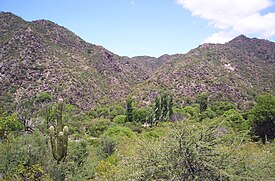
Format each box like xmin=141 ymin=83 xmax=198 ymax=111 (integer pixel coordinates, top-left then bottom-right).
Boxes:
xmin=85 ymin=119 xmax=112 ymax=137
xmin=200 ymin=108 xmax=216 ymax=121
xmin=182 ymin=105 xmax=199 ymax=119
xmin=100 ymin=126 xmax=137 ymax=157
xmin=113 ymin=115 xmax=126 ymax=124
xmin=102 ymin=125 xmax=136 ymax=142
xmin=210 ymin=101 xmax=236 ymax=116
xmin=223 ymin=109 xmax=249 ymax=132
xmin=125 ymin=121 xmax=142 ymax=133
xmin=0 ymin=113 xmax=22 ymax=139
xmin=133 ymin=108 xmax=148 ymax=123
xmin=36 ymin=92 xmax=52 ymax=103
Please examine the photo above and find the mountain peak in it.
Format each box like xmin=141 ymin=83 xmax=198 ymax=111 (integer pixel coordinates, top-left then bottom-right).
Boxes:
xmin=229 ymin=35 xmax=249 ymax=43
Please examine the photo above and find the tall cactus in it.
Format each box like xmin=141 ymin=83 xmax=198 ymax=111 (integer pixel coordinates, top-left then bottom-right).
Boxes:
xmin=49 ymin=99 xmax=68 ymax=164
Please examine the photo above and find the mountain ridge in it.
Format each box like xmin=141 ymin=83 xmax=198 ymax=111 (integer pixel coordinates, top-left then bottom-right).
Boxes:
xmin=0 ymin=12 xmax=274 ymax=111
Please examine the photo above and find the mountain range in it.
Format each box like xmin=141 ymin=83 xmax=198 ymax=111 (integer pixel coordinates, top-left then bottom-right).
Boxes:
xmin=0 ymin=12 xmax=274 ymax=110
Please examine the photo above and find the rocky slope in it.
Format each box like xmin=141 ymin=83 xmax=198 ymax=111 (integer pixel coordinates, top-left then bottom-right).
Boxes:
xmin=0 ymin=12 xmax=274 ymax=111
xmin=0 ymin=12 xmax=166 ymax=110
xmin=134 ymin=35 xmax=275 ymax=107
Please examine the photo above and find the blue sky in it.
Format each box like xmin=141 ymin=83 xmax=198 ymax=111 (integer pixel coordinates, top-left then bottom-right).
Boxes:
xmin=1 ymin=0 xmax=275 ymax=57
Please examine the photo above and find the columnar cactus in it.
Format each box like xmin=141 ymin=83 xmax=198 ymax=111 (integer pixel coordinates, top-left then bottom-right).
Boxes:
xmin=49 ymin=99 xmax=68 ymax=164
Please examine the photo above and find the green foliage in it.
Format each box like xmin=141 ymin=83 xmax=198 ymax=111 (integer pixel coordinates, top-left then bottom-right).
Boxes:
xmin=126 ymin=99 xmax=133 ymax=122
xmin=95 ymin=106 xmax=109 ymax=118
xmin=117 ymin=121 xmax=224 ymax=180
xmin=102 ymin=125 xmax=136 ymax=142
xmin=160 ymin=94 xmax=168 ymax=121
xmin=109 ymin=104 xmax=125 ymax=119
xmin=16 ymin=163 xmax=51 ymax=181
xmin=85 ymin=118 xmax=112 ymax=137
xmin=133 ymin=107 xmax=148 ymax=123
xmin=250 ymin=94 xmax=275 ymax=142
xmin=152 ymin=94 xmax=173 ymax=125
xmin=100 ymin=125 xmax=137 ymax=157
xmin=125 ymin=121 xmax=142 ymax=133
xmin=196 ymin=93 xmax=208 ymax=113
xmin=36 ymin=92 xmax=52 ymax=103
xmin=0 ymin=113 xmax=22 ymax=139
xmin=142 ymin=127 xmax=166 ymax=139
xmin=0 ymin=130 xmax=51 ymax=180
xmin=113 ymin=115 xmax=126 ymax=124
xmin=49 ymin=99 xmax=69 ymax=164
xmin=182 ymin=105 xmax=199 ymax=119
xmin=210 ymin=101 xmax=236 ymax=116
xmin=168 ymin=95 xmax=173 ymax=119
xmin=223 ymin=109 xmax=249 ymax=132
xmin=116 ymin=120 xmax=274 ymax=180
xmin=200 ymin=108 xmax=215 ymax=121
xmin=68 ymin=141 xmax=88 ymax=167
xmin=250 ymin=94 xmax=275 ymax=123
xmin=153 ymin=97 xmax=161 ymax=125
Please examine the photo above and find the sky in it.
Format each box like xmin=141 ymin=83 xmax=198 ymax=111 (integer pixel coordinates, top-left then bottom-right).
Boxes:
xmin=1 ymin=0 xmax=275 ymax=57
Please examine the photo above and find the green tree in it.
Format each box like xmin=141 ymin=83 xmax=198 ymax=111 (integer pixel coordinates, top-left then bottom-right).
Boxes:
xmin=153 ymin=97 xmax=161 ymax=125
xmin=250 ymin=94 xmax=275 ymax=143
xmin=196 ymin=93 xmax=208 ymax=113
xmin=160 ymin=94 xmax=168 ymax=121
xmin=168 ymin=95 xmax=173 ymax=120
xmin=133 ymin=108 xmax=148 ymax=123
xmin=125 ymin=99 xmax=133 ymax=122
xmin=210 ymin=101 xmax=235 ymax=116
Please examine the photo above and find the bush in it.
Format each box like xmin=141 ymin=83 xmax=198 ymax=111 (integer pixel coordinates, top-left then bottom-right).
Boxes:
xmin=117 ymin=121 xmax=226 ymax=180
xmin=85 ymin=119 xmax=112 ymax=137
xmin=101 ymin=125 xmax=136 ymax=142
xmin=210 ymin=101 xmax=235 ymax=116
xmin=100 ymin=126 xmax=137 ymax=157
xmin=109 ymin=105 xmax=125 ymax=120
xmin=181 ymin=105 xmax=199 ymax=119
xmin=125 ymin=121 xmax=142 ymax=133
xmin=133 ymin=108 xmax=148 ymax=123
xmin=36 ymin=92 xmax=52 ymax=103
xmin=223 ymin=109 xmax=249 ymax=132
xmin=113 ymin=115 xmax=126 ymax=124
xmin=200 ymin=108 xmax=216 ymax=121
xmin=0 ymin=130 xmax=51 ymax=179
xmin=0 ymin=113 xmax=23 ymax=139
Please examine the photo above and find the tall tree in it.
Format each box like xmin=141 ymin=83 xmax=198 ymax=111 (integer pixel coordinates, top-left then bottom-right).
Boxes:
xmin=168 ymin=95 xmax=173 ymax=120
xmin=160 ymin=94 xmax=168 ymax=122
xmin=250 ymin=94 xmax=275 ymax=143
xmin=154 ymin=97 xmax=161 ymax=126
xmin=196 ymin=93 xmax=208 ymax=113
xmin=126 ymin=99 xmax=133 ymax=122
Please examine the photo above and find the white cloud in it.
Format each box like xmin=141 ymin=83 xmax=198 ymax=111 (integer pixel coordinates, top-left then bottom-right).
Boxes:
xmin=203 ymin=31 xmax=235 ymax=44
xmin=176 ymin=0 xmax=275 ymax=43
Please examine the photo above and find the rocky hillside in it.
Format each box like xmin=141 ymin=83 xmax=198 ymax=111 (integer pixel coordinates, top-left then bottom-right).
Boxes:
xmin=0 ymin=12 xmax=274 ymax=111
xmin=0 ymin=12 xmax=166 ymax=110
xmin=134 ymin=35 xmax=275 ymax=107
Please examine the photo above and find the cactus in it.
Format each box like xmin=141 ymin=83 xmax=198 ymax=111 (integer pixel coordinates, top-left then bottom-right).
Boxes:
xmin=49 ymin=99 xmax=68 ymax=164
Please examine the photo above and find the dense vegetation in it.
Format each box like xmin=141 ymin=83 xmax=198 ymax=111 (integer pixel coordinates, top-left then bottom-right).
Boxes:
xmin=0 ymin=93 xmax=274 ymax=180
